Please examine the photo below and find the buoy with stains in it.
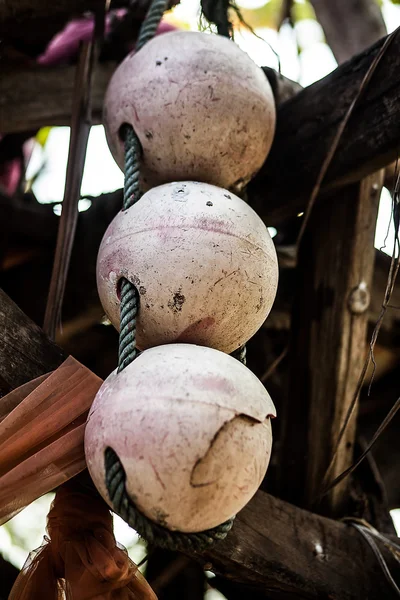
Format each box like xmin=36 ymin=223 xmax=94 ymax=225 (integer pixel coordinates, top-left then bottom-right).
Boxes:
xmin=103 ymin=30 xmax=276 ymax=193
xmin=85 ymin=343 xmax=276 ymax=532
xmin=96 ymin=181 xmax=279 ymax=353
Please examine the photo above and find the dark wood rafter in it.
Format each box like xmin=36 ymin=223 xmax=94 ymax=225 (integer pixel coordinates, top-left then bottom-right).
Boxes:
xmin=201 ymin=490 xmax=400 ymax=600
xmin=0 ymin=289 xmax=399 ymax=599
xmin=0 ymin=63 xmax=116 ymax=134
xmin=278 ymin=172 xmax=384 ymax=513
xmin=0 ymin=64 xmax=298 ymax=135
xmin=248 ymin=29 xmax=400 ymax=225
xmin=0 ymin=289 xmax=65 ymax=396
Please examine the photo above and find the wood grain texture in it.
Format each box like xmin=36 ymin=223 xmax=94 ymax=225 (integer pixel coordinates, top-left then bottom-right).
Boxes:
xmin=276 ymin=0 xmax=388 ymax=517
xmin=198 ymin=489 xmax=400 ymax=599
xmin=248 ymin=31 xmax=400 ymax=225
xmin=0 ymin=63 xmax=115 ymax=134
xmin=278 ymin=172 xmax=383 ymax=513
xmin=0 ymin=289 xmax=65 ymax=395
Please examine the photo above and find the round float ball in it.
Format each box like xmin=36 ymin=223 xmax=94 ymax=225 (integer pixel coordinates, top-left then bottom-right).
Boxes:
xmin=85 ymin=343 xmax=276 ymax=532
xmin=97 ymin=181 xmax=279 ymax=353
xmin=103 ymin=30 xmax=276 ymax=193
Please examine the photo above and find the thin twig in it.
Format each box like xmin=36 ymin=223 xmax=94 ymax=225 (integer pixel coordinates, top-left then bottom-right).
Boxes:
xmin=43 ymin=5 xmax=108 ymax=340
xmin=261 ymin=346 xmax=288 ymax=383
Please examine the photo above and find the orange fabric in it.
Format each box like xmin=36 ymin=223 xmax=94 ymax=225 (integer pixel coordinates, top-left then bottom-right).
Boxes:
xmin=0 ymin=374 xmax=51 ymax=423
xmin=9 ymin=482 xmax=157 ymax=600
xmin=0 ymin=357 xmax=102 ymax=525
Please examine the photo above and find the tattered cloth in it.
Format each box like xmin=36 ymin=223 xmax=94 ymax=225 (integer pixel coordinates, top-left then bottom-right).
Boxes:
xmin=9 ymin=482 xmax=157 ymax=599
xmin=0 ymin=357 xmax=101 ymax=525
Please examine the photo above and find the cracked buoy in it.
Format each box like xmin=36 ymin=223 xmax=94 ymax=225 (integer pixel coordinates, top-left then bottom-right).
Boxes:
xmin=103 ymin=30 xmax=276 ymax=193
xmin=96 ymin=181 xmax=279 ymax=353
xmin=84 ymin=344 xmax=276 ymax=532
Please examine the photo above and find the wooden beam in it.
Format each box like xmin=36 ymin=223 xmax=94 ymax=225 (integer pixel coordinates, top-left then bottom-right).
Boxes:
xmin=0 ymin=289 xmax=65 ymax=395
xmin=278 ymin=172 xmax=383 ymax=514
xmin=199 ymin=488 xmax=399 ymax=599
xmin=248 ymin=31 xmax=400 ymax=225
xmin=0 ymin=63 xmax=116 ymax=134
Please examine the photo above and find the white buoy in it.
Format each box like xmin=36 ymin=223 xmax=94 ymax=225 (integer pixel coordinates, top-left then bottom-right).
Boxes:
xmin=85 ymin=344 xmax=276 ymax=532
xmin=96 ymin=181 xmax=279 ymax=353
xmin=103 ymin=30 xmax=276 ymax=193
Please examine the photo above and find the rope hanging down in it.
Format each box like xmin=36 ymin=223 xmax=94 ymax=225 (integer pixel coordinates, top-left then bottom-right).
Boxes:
xmin=105 ymin=447 xmax=234 ymax=550
xmin=107 ymin=0 xmax=236 ymax=551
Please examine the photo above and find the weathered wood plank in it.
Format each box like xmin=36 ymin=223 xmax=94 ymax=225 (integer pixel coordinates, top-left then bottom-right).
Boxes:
xmin=0 ymin=289 xmax=65 ymax=395
xmin=278 ymin=173 xmax=383 ymax=514
xmin=248 ymin=31 xmax=400 ymax=225
xmin=310 ymin=0 xmax=386 ymax=64
xmin=199 ymin=489 xmax=399 ymax=599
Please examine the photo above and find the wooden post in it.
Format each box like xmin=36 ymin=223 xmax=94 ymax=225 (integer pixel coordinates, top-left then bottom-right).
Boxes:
xmin=278 ymin=171 xmax=383 ymax=514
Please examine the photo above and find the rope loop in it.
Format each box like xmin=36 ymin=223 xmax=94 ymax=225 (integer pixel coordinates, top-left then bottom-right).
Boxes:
xmin=105 ymin=447 xmax=234 ymax=552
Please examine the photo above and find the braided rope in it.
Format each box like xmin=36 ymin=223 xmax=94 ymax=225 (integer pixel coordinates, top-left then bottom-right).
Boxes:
xmin=118 ymin=0 xmax=170 ymax=372
xmin=105 ymin=447 xmax=234 ymax=551
xmin=136 ymin=0 xmax=171 ymax=51
xmin=118 ymin=127 xmax=142 ymax=373
xmin=118 ymin=278 xmax=139 ymax=372
xmin=122 ymin=126 xmax=142 ymax=211
xmin=107 ymin=0 xmax=238 ymax=551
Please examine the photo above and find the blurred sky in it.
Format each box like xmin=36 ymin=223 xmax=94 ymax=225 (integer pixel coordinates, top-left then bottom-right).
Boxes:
xmin=3 ymin=0 xmax=400 ymax=573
